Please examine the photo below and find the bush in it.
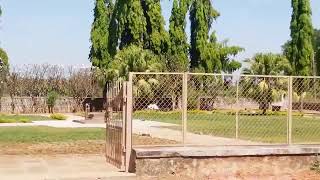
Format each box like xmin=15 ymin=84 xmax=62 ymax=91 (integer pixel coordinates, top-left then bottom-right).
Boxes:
xmin=47 ymin=91 xmax=59 ymax=113
xmin=50 ymin=113 xmax=67 ymax=120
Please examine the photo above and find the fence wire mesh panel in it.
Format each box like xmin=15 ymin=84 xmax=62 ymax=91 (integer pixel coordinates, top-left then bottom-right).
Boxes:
xmin=238 ymin=76 xmax=289 ymax=144
xmin=131 ymin=73 xmax=183 ymax=146
xmin=187 ymin=74 xmax=237 ymax=145
xmin=292 ymin=77 xmax=320 ymax=144
xmin=105 ymin=81 xmax=125 ymax=170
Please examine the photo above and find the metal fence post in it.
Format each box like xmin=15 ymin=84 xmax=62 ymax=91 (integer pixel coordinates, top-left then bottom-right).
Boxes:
xmin=182 ymin=73 xmax=188 ymax=145
xmin=287 ymin=76 xmax=293 ymax=144
xmin=125 ymin=73 xmax=133 ymax=172
xmin=236 ymin=80 xmax=239 ymax=139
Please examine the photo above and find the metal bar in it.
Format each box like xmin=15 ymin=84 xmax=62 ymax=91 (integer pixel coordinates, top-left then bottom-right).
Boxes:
xmin=120 ymin=81 xmax=127 ymax=171
xmin=236 ymin=80 xmax=239 ymax=139
xmin=188 ymin=73 xmax=290 ymax=78
xmin=125 ymin=73 xmax=133 ymax=172
xmin=288 ymin=76 xmax=293 ymax=144
xmin=131 ymin=72 xmax=184 ymax=75
xmin=182 ymin=73 xmax=188 ymax=145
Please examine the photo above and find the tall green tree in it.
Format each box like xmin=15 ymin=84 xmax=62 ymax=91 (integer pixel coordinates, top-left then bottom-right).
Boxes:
xmin=314 ymin=29 xmax=320 ymax=74
xmin=142 ymin=0 xmax=170 ymax=55
xmin=200 ymin=32 xmax=243 ymax=73
xmin=115 ymin=0 xmax=147 ymax=49
xmin=89 ymin=0 xmax=113 ymax=69
xmin=189 ymin=0 xmax=219 ymax=70
xmin=288 ymin=0 xmax=314 ymax=76
xmin=168 ymin=0 xmax=190 ymax=72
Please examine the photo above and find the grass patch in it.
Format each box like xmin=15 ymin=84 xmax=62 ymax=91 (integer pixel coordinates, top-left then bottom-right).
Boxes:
xmin=50 ymin=113 xmax=68 ymax=120
xmin=134 ymin=110 xmax=320 ymax=143
xmin=0 ymin=127 xmax=105 ymax=143
xmin=0 ymin=114 xmax=52 ymax=123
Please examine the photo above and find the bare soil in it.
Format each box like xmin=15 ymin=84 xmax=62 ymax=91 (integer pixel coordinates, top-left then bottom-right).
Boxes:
xmin=0 ymin=134 xmax=177 ymax=155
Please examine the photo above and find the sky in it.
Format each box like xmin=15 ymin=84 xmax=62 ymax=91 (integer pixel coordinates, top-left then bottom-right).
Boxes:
xmin=1 ymin=0 xmax=320 ymax=66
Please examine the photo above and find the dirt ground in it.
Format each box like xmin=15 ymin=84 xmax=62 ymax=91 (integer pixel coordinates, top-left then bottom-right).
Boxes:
xmin=1 ymin=135 xmax=320 ymax=179
xmin=0 ymin=134 xmax=176 ymax=155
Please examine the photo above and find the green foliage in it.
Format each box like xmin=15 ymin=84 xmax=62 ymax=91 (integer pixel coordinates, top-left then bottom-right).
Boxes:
xmin=50 ymin=113 xmax=67 ymax=120
xmin=199 ymin=32 xmax=244 ymax=73
xmin=47 ymin=91 xmax=59 ymax=107
xmin=107 ymin=45 xmax=165 ymax=80
xmin=314 ymin=29 xmax=320 ymax=75
xmin=243 ymin=53 xmax=292 ymax=75
xmin=287 ymin=0 xmax=314 ymax=76
xmin=189 ymin=0 xmax=219 ymax=69
xmin=168 ymin=0 xmax=191 ymax=72
xmin=142 ymin=0 xmax=170 ymax=55
xmin=89 ymin=0 xmax=113 ymax=69
xmin=189 ymin=1 xmax=243 ymax=73
xmin=116 ymin=0 xmax=147 ymax=49
xmin=0 ymin=48 xmax=8 ymax=66
xmin=0 ymin=115 xmax=52 ymax=123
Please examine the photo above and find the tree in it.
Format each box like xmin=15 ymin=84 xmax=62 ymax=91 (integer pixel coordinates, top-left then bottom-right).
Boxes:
xmin=0 ymin=48 xmax=8 ymax=66
xmin=243 ymin=53 xmax=292 ymax=75
xmin=168 ymin=0 xmax=190 ymax=72
xmin=189 ymin=0 xmax=219 ymax=69
xmin=287 ymin=0 xmax=314 ymax=76
xmin=89 ymin=0 xmax=113 ymax=69
xmin=47 ymin=91 xmax=59 ymax=113
xmin=142 ymin=0 xmax=170 ymax=55
xmin=200 ymin=32 xmax=243 ymax=73
xmin=242 ymin=53 xmax=291 ymax=114
xmin=314 ymin=29 xmax=320 ymax=74
xmin=189 ymin=1 xmax=242 ymax=73
xmin=115 ymin=0 xmax=147 ymax=49
xmin=107 ymin=45 xmax=165 ymax=81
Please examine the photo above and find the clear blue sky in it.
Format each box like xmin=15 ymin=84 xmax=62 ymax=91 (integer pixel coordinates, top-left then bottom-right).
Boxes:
xmin=1 ymin=0 xmax=320 ymax=66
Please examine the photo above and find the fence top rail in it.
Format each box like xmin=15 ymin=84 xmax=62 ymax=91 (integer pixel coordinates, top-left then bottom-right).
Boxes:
xmin=129 ymin=72 xmax=320 ymax=79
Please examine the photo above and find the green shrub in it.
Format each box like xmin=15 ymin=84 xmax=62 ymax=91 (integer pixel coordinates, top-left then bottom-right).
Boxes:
xmin=47 ymin=91 xmax=59 ymax=113
xmin=50 ymin=113 xmax=67 ymax=120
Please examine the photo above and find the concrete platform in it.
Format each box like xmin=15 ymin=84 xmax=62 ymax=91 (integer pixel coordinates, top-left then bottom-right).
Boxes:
xmin=134 ymin=145 xmax=320 ymax=158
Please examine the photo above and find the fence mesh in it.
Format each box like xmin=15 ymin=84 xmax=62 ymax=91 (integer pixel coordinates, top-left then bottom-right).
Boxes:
xmin=292 ymin=77 xmax=320 ymax=144
xmin=132 ymin=73 xmax=183 ymax=145
xmin=130 ymin=73 xmax=320 ymax=146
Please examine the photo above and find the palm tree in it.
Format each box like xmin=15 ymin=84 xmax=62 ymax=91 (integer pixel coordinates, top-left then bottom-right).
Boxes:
xmin=242 ymin=53 xmax=291 ymax=115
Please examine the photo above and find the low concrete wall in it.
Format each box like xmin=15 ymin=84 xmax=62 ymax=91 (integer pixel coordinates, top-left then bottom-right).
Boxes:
xmin=0 ymin=97 xmax=104 ymax=114
xmin=133 ymin=145 xmax=320 ymax=179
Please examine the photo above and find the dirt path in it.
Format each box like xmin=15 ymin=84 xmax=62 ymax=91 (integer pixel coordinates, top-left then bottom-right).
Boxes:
xmin=133 ymin=120 xmax=264 ymax=145
xmin=0 ymin=154 xmax=135 ymax=180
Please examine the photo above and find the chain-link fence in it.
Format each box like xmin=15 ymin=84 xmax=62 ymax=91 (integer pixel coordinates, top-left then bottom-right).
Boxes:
xmin=130 ymin=72 xmax=320 ymax=146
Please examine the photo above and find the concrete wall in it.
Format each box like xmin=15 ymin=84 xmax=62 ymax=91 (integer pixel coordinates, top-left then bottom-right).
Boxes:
xmin=133 ymin=146 xmax=320 ymax=179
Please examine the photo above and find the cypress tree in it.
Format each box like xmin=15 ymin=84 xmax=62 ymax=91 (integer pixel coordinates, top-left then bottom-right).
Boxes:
xmin=168 ymin=0 xmax=190 ymax=71
xmin=141 ymin=0 xmax=170 ymax=55
xmin=189 ymin=0 xmax=219 ymax=70
xmin=89 ymin=0 xmax=113 ymax=69
xmin=116 ymin=0 xmax=147 ymax=49
xmin=289 ymin=0 xmax=314 ymax=76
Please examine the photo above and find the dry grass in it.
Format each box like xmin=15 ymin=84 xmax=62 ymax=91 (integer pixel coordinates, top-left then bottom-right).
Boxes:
xmin=0 ymin=134 xmax=177 ymax=155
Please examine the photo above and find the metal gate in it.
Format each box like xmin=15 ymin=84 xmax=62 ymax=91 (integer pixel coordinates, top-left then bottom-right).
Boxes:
xmin=105 ymin=81 xmax=129 ymax=171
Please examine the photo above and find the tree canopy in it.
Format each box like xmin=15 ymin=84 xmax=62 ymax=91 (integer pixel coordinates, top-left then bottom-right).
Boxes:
xmin=286 ymin=0 xmax=314 ymax=76
xmin=89 ymin=0 xmax=113 ymax=69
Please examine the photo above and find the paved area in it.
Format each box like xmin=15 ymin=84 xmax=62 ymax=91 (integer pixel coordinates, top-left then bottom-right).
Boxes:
xmin=0 ymin=114 xmax=105 ymax=128
xmin=0 ymin=155 xmax=135 ymax=180
xmin=133 ymin=119 xmax=264 ymax=145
